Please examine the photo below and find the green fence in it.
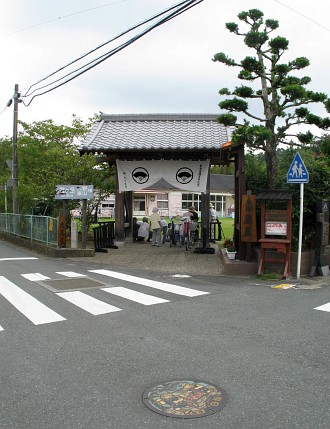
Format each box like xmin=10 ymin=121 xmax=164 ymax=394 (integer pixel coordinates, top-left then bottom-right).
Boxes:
xmin=0 ymin=214 xmax=58 ymax=247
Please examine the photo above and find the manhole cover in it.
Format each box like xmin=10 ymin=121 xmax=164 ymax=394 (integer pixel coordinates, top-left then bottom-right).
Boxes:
xmin=142 ymin=380 xmax=227 ymax=419
xmin=38 ymin=277 xmax=107 ymax=292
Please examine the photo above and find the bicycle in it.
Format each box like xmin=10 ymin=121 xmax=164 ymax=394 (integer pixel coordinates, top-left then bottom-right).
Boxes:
xmin=183 ymin=219 xmax=197 ymax=251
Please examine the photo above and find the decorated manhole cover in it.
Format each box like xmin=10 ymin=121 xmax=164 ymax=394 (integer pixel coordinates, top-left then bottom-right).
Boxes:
xmin=142 ymin=380 xmax=227 ymax=419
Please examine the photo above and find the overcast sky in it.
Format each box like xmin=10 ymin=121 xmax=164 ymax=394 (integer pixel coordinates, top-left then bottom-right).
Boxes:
xmin=0 ymin=0 xmax=329 ymax=138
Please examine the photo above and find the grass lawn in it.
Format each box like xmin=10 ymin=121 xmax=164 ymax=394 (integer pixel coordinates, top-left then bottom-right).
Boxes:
xmin=218 ymin=217 xmax=235 ymax=243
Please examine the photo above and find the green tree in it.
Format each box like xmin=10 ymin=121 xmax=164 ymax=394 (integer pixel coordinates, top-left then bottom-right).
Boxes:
xmin=210 ymin=164 xmax=234 ymax=175
xmin=244 ymin=141 xmax=330 ymax=249
xmin=0 ymin=138 xmax=13 ymax=212
xmin=213 ymin=9 xmax=330 ymax=189
xmin=245 ymin=151 xmax=267 ymax=193
xmin=12 ymin=116 xmax=115 ymax=217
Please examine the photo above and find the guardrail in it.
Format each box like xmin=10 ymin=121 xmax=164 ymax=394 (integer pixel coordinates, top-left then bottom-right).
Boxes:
xmin=0 ymin=213 xmax=58 ymax=247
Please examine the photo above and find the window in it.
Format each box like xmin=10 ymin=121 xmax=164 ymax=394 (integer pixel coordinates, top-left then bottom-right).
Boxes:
xmin=134 ymin=195 xmax=145 ymax=212
xmin=181 ymin=194 xmax=226 ymax=216
xmin=157 ymin=193 xmax=168 ymax=209
xmin=182 ymin=194 xmax=201 ymax=211
xmin=210 ymin=195 xmax=226 ymax=217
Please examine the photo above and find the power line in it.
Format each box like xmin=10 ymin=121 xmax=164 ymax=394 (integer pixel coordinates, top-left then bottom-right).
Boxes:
xmin=22 ymin=0 xmax=204 ymax=107
xmin=2 ymin=0 xmax=128 ymax=37
xmin=24 ymin=0 xmax=192 ymax=98
xmin=272 ymin=0 xmax=330 ymax=32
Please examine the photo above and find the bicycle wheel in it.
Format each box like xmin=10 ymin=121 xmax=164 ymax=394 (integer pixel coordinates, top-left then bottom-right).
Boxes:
xmin=186 ymin=232 xmax=193 ymax=250
xmin=184 ymin=233 xmax=189 ymax=251
xmin=190 ymin=231 xmax=196 ymax=248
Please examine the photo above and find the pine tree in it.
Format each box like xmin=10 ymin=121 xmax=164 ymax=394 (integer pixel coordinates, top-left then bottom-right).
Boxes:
xmin=213 ymin=9 xmax=330 ymax=189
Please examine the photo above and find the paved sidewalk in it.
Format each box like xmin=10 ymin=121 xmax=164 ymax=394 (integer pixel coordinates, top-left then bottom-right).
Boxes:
xmin=68 ymin=240 xmax=330 ymax=285
xmin=72 ymin=240 xmax=225 ymax=276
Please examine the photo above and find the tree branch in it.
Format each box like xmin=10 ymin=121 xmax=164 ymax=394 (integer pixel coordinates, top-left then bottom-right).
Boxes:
xmin=244 ymin=110 xmax=266 ymax=122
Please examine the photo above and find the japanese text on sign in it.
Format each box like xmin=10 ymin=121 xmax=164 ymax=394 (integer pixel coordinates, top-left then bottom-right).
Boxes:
xmin=55 ymin=185 xmax=94 ymax=200
xmin=265 ymin=221 xmax=287 ymax=235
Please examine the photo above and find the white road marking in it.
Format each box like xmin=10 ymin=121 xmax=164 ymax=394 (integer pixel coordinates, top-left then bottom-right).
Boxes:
xmin=0 ymin=257 xmax=38 ymax=261
xmin=0 ymin=325 xmax=3 ymax=331
xmin=89 ymin=269 xmax=209 ymax=297
xmin=57 ymin=291 xmax=122 ymax=315
xmin=102 ymin=287 xmax=169 ymax=305
xmin=0 ymin=276 xmax=66 ymax=325
xmin=56 ymin=271 xmax=87 ymax=278
xmin=21 ymin=273 xmax=51 ymax=281
xmin=314 ymin=302 xmax=330 ymax=312
xmin=169 ymin=274 xmax=191 ymax=278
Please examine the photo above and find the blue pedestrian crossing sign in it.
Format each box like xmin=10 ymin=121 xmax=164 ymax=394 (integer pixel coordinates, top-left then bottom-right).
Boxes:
xmin=286 ymin=152 xmax=309 ymax=184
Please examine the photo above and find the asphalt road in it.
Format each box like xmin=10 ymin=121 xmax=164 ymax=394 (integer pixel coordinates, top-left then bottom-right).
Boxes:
xmin=0 ymin=239 xmax=329 ymax=429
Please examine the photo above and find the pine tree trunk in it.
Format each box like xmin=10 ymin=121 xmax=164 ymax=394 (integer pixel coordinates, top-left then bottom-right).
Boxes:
xmin=264 ymin=144 xmax=278 ymax=189
xmin=257 ymin=51 xmax=278 ymax=189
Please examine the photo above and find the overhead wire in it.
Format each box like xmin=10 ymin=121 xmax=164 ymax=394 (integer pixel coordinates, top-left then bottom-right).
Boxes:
xmin=12 ymin=0 xmax=328 ymax=108
xmin=3 ymin=0 xmax=129 ymax=37
xmin=22 ymin=0 xmax=204 ymax=107
xmin=24 ymin=0 xmax=192 ymax=97
xmin=272 ymin=0 xmax=330 ymax=32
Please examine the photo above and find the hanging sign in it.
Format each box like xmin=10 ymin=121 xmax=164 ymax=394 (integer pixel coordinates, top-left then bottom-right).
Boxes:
xmin=116 ymin=160 xmax=210 ymax=192
xmin=241 ymin=194 xmax=257 ymax=242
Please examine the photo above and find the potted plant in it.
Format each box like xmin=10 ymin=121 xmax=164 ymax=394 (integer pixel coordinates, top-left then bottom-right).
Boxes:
xmin=223 ymin=238 xmax=236 ymax=260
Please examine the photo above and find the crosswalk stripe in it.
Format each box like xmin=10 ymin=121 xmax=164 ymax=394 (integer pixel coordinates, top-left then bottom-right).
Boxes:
xmin=89 ymin=270 xmax=209 ymax=297
xmin=57 ymin=291 xmax=122 ymax=315
xmin=22 ymin=273 xmax=51 ymax=281
xmin=314 ymin=302 xmax=330 ymax=312
xmin=102 ymin=287 xmax=170 ymax=305
xmin=0 ymin=257 xmax=38 ymax=261
xmin=0 ymin=276 xmax=66 ymax=325
xmin=56 ymin=272 xmax=86 ymax=278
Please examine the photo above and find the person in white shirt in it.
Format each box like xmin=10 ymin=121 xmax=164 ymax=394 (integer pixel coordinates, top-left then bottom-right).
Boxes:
xmin=182 ymin=206 xmax=199 ymax=242
xmin=137 ymin=217 xmax=150 ymax=242
xmin=210 ymin=203 xmax=217 ymax=242
xmin=210 ymin=203 xmax=217 ymax=221
xmin=150 ymin=207 xmax=162 ymax=246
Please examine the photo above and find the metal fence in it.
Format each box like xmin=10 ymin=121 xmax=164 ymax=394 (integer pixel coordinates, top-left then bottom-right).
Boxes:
xmin=0 ymin=213 xmax=58 ymax=247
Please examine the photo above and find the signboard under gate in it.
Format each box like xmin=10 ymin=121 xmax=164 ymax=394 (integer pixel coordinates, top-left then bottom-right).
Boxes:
xmin=55 ymin=185 xmax=94 ymax=200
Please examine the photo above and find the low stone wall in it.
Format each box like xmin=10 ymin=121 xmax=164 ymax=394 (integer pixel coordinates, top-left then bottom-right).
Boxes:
xmin=0 ymin=232 xmax=95 ymax=258
xmin=220 ymin=249 xmax=258 ymax=276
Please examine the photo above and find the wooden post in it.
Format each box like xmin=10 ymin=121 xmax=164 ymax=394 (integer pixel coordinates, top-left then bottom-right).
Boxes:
xmin=115 ymin=171 xmax=125 ymax=241
xmin=235 ymin=145 xmax=246 ymax=260
xmin=58 ymin=200 xmax=67 ymax=248
xmin=125 ymin=191 xmax=133 ymax=241
xmin=200 ymin=170 xmax=210 ymax=250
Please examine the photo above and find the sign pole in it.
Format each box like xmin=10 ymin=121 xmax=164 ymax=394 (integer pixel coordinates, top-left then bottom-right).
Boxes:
xmin=297 ymin=183 xmax=304 ymax=279
xmin=286 ymin=152 xmax=309 ymax=279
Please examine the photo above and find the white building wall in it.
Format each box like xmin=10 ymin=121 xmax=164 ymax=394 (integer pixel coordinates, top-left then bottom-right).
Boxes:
xmin=168 ymin=192 xmax=183 ymax=217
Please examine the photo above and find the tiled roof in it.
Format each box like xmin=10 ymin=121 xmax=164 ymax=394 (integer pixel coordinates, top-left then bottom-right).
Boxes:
xmin=210 ymin=174 xmax=234 ymax=193
xmin=256 ymin=190 xmax=294 ymax=200
xmin=79 ymin=113 xmax=234 ymax=154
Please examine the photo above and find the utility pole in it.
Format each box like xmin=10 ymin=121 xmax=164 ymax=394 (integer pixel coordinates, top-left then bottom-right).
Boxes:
xmin=12 ymin=83 xmax=21 ymax=214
